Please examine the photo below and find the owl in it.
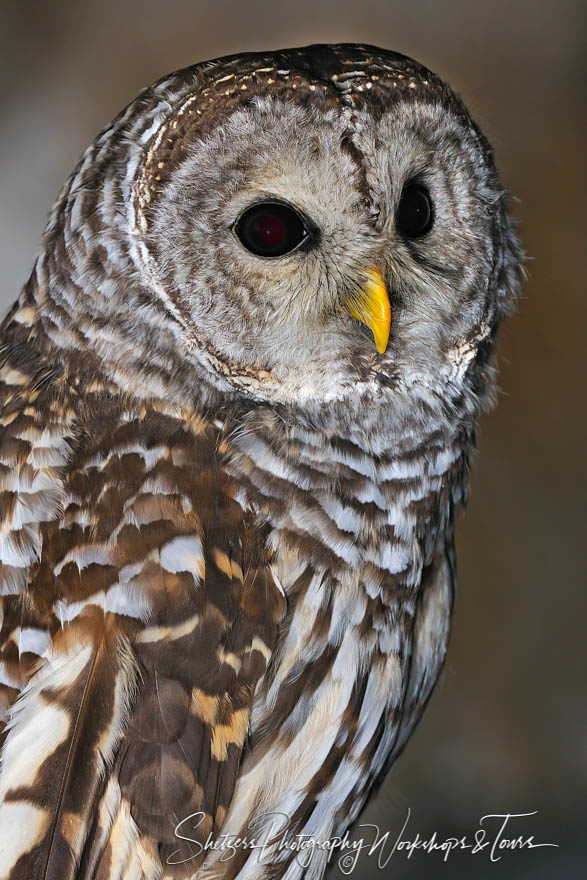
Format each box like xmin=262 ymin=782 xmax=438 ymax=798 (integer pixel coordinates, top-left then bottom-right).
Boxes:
xmin=0 ymin=44 xmax=521 ymax=880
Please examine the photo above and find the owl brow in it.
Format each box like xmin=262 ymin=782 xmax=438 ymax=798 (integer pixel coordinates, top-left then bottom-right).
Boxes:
xmin=339 ymin=131 xmax=377 ymax=218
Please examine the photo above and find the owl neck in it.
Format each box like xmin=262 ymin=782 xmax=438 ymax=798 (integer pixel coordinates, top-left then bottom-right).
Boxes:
xmin=222 ymin=402 xmax=469 ymax=589
xmin=3 ymin=251 xmax=235 ymax=415
xmin=4 ymin=263 xmax=471 ymax=572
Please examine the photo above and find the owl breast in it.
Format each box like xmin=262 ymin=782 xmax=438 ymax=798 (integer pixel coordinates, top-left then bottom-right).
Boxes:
xmin=204 ymin=414 xmax=459 ymax=878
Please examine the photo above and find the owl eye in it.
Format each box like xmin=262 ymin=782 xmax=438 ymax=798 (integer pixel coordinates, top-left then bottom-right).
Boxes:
xmin=234 ymin=201 xmax=310 ymax=257
xmin=396 ymin=184 xmax=434 ymax=238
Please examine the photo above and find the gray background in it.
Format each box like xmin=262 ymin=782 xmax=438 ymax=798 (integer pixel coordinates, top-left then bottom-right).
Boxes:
xmin=1 ymin=2 xmax=585 ymax=877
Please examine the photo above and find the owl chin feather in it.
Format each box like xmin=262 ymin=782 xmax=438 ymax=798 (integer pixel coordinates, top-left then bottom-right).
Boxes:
xmin=0 ymin=43 xmax=521 ymax=880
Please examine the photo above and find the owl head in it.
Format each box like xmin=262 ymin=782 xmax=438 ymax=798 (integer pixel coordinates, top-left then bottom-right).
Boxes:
xmin=41 ymin=44 xmax=522 ymax=437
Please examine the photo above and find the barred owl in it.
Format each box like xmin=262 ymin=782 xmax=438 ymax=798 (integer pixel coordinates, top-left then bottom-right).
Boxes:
xmin=0 ymin=44 xmax=521 ymax=880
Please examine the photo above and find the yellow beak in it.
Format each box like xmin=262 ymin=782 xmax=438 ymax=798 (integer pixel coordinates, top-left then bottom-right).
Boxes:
xmin=345 ymin=268 xmax=391 ymax=354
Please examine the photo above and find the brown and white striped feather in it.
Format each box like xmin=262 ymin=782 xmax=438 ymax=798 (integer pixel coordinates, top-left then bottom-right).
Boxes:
xmin=0 ymin=338 xmax=284 ymax=880
xmin=193 ymin=418 xmax=457 ymax=880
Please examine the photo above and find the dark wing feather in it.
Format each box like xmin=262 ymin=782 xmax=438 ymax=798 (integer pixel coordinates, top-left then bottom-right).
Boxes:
xmin=0 ymin=345 xmax=284 ymax=879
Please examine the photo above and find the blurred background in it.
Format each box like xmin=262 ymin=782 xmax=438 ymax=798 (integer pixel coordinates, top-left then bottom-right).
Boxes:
xmin=0 ymin=1 xmax=585 ymax=876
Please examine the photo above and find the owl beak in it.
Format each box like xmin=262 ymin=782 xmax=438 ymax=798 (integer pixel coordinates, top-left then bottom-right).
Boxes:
xmin=345 ymin=269 xmax=391 ymax=354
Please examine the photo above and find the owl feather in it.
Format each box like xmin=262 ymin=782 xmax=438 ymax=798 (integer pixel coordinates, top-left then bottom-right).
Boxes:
xmin=0 ymin=43 xmax=521 ymax=880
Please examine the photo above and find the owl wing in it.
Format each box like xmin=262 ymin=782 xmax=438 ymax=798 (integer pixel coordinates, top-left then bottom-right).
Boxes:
xmin=386 ymin=535 xmax=455 ymax=763
xmin=0 ymin=347 xmax=285 ymax=880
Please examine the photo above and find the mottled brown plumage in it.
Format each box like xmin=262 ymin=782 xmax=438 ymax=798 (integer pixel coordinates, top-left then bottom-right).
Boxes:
xmin=0 ymin=316 xmax=284 ymax=878
xmin=0 ymin=44 xmax=521 ymax=879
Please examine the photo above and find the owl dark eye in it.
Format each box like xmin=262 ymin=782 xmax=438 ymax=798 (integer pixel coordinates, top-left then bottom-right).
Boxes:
xmin=234 ymin=201 xmax=310 ymax=257
xmin=396 ymin=185 xmax=433 ymax=238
